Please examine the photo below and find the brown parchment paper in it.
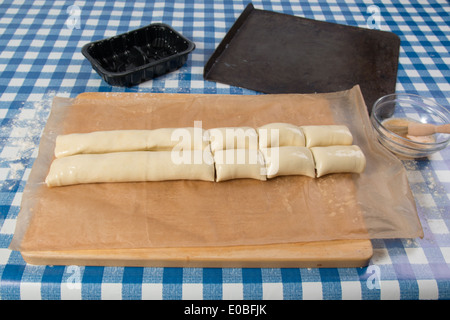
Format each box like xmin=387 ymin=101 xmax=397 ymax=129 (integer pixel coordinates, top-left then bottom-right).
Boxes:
xmin=10 ymin=85 xmax=423 ymax=252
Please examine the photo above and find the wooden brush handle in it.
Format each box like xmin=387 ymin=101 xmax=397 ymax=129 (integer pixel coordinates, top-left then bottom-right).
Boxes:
xmin=436 ymin=124 xmax=450 ymax=133
xmin=408 ymin=123 xmax=450 ymax=136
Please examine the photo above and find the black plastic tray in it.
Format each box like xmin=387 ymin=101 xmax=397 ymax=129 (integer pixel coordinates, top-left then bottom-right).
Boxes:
xmin=204 ymin=3 xmax=400 ymax=114
xmin=82 ymin=23 xmax=195 ymax=87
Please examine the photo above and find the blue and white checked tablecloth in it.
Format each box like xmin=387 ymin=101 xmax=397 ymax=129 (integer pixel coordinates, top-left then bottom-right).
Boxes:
xmin=0 ymin=0 xmax=449 ymax=301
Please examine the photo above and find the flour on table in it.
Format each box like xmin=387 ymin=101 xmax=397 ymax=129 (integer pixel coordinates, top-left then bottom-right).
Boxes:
xmin=1 ymin=92 xmax=54 ymax=189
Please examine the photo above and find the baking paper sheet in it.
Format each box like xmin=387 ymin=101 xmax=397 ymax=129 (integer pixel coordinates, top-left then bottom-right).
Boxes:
xmin=10 ymin=86 xmax=423 ymax=252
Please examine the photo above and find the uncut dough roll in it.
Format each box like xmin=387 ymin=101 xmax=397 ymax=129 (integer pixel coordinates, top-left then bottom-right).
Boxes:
xmin=214 ymin=149 xmax=267 ymax=182
xmin=310 ymin=145 xmax=366 ymax=178
xmin=301 ymin=125 xmax=353 ymax=148
xmin=45 ymin=150 xmax=215 ymax=187
xmin=257 ymin=122 xmax=306 ymax=148
xmin=54 ymin=128 xmax=210 ymax=158
xmin=261 ymin=146 xmax=315 ymax=179
xmin=208 ymin=127 xmax=258 ymax=154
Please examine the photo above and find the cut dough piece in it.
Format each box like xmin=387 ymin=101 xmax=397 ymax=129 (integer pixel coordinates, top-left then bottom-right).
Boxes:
xmin=310 ymin=145 xmax=366 ymax=178
xmin=214 ymin=149 xmax=267 ymax=182
xmin=208 ymin=127 xmax=258 ymax=154
xmin=45 ymin=150 xmax=215 ymax=187
xmin=301 ymin=125 xmax=353 ymax=148
xmin=54 ymin=128 xmax=209 ymax=158
xmin=261 ymin=146 xmax=315 ymax=179
xmin=257 ymin=122 xmax=306 ymax=148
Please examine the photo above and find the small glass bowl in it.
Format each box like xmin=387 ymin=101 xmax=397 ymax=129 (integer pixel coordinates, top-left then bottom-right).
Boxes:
xmin=370 ymin=93 xmax=450 ymax=158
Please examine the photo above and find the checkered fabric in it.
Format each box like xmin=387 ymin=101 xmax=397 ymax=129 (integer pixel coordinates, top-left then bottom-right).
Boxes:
xmin=0 ymin=0 xmax=449 ymax=300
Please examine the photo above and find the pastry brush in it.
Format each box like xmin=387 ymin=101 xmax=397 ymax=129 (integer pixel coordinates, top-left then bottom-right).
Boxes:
xmin=384 ymin=119 xmax=450 ymax=136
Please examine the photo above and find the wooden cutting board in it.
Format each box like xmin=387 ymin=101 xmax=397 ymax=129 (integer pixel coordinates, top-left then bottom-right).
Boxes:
xmin=17 ymin=91 xmax=376 ymax=268
xmin=21 ymin=239 xmax=372 ymax=268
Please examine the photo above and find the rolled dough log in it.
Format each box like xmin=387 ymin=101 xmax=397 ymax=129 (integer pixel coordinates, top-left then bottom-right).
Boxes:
xmin=208 ymin=127 xmax=258 ymax=154
xmin=257 ymin=122 xmax=306 ymax=148
xmin=54 ymin=128 xmax=209 ymax=158
xmin=214 ymin=149 xmax=267 ymax=182
xmin=45 ymin=150 xmax=215 ymax=187
xmin=261 ymin=146 xmax=316 ymax=179
xmin=310 ymin=145 xmax=366 ymax=178
xmin=301 ymin=125 xmax=353 ymax=148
